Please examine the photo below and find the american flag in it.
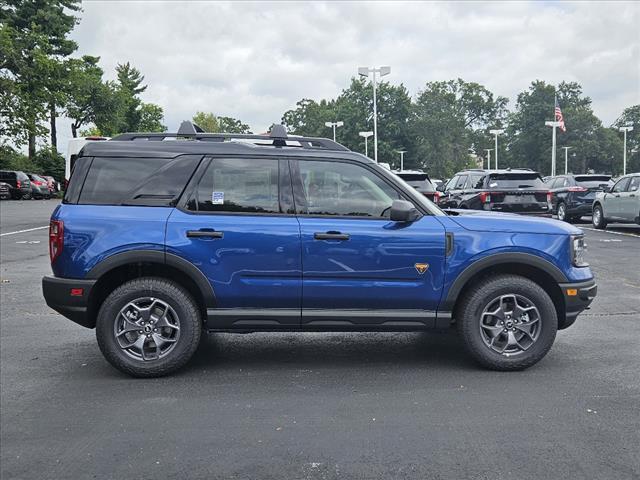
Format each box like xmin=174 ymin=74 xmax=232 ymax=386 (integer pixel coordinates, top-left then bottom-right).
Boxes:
xmin=555 ymin=96 xmax=566 ymax=132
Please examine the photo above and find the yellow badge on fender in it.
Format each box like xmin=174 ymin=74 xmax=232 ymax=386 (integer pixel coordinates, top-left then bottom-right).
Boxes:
xmin=415 ymin=263 xmax=429 ymax=274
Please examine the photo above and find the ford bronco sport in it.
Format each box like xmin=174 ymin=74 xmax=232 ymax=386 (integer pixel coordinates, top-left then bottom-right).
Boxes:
xmin=42 ymin=122 xmax=597 ymax=377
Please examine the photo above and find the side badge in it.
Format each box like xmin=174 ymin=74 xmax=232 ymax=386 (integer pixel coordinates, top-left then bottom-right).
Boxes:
xmin=415 ymin=263 xmax=429 ymax=274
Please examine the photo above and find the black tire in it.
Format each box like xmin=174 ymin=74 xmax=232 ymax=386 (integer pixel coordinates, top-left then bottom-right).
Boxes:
xmin=556 ymin=202 xmax=568 ymax=222
xmin=22 ymin=192 xmax=32 ymax=200
xmin=96 ymin=277 xmax=202 ymax=377
xmin=456 ymin=274 xmax=558 ymax=371
xmin=592 ymin=204 xmax=607 ymax=229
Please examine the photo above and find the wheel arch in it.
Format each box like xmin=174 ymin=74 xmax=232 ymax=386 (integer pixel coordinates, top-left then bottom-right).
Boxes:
xmin=444 ymin=253 xmax=570 ymax=330
xmin=85 ymin=250 xmax=215 ymax=328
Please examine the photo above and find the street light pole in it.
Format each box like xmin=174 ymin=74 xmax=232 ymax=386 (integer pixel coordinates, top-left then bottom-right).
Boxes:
xmin=484 ymin=149 xmax=493 ymax=170
xmin=397 ymin=150 xmax=407 ymax=171
xmin=561 ymin=146 xmax=572 ymax=175
xmin=619 ymin=125 xmax=634 ymax=175
xmin=358 ymin=66 xmax=391 ymax=163
xmin=545 ymin=121 xmax=562 ymax=176
xmin=489 ymin=129 xmax=504 ymax=170
xmin=324 ymin=121 xmax=344 ymax=142
xmin=359 ymin=131 xmax=373 ymax=157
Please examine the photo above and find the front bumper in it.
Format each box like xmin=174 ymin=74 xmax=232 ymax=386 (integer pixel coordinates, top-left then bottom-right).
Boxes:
xmin=558 ymin=278 xmax=597 ymax=328
xmin=42 ymin=276 xmax=97 ymax=328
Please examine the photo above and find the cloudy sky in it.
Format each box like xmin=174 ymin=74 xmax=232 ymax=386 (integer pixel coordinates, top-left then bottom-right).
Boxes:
xmin=58 ymin=0 xmax=639 ymax=146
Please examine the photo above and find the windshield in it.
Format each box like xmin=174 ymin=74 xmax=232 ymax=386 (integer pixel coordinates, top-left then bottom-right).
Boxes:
xmin=487 ymin=173 xmax=545 ymax=189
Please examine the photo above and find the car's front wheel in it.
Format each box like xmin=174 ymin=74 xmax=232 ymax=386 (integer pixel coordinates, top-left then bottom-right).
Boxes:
xmin=592 ymin=204 xmax=607 ymax=229
xmin=96 ymin=277 xmax=202 ymax=377
xmin=457 ymin=274 xmax=558 ymax=371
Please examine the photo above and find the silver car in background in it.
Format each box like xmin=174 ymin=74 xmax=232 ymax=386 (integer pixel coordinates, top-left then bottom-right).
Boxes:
xmin=592 ymin=173 xmax=640 ymax=228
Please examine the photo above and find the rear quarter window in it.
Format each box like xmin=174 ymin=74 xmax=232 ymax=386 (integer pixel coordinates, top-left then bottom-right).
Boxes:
xmin=78 ymin=156 xmax=200 ymax=206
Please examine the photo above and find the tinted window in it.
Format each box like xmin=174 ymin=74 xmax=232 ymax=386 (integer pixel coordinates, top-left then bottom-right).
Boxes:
xmin=468 ymin=174 xmax=485 ymax=189
xmin=454 ymin=175 xmax=468 ymax=189
xmin=79 ymin=156 xmax=199 ymax=205
xmin=396 ymin=173 xmax=434 ymax=192
xmin=189 ymin=158 xmax=280 ymax=213
xmin=297 ymin=161 xmax=401 ymax=218
xmin=612 ymin=177 xmax=630 ymax=193
xmin=0 ymin=171 xmax=14 ymax=181
xmin=628 ymin=176 xmax=640 ymax=192
xmin=487 ymin=173 xmax=545 ymax=189
xmin=574 ymin=176 xmax=613 ymax=189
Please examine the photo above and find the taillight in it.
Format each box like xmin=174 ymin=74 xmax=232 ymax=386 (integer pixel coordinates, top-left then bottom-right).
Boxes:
xmin=49 ymin=220 xmax=64 ymax=263
xmin=430 ymin=191 xmax=441 ymax=202
xmin=567 ymin=186 xmax=587 ymax=192
xmin=479 ymin=192 xmax=491 ymax=204
xmin=16 ymin=180 xmax=21 ymax=188
xmin=547 ymin=191 xmax=553 ymax=203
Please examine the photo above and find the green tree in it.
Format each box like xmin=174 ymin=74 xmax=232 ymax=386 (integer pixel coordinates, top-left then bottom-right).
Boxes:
xmin=0 ymin=0 xmax=81 ymax=157
xmin=613 ymin=105 xmax=640 ymax=173
xmin=410 ymin=79 xmax=507 ymax=177
xmin=138 ymin=103 xmax=166 ymax=132
xmin=218 ymin=116 xmax=251 ymax=134
xmin=115 ymin=62 xmax=147 ymax=132
xmin=192 ymin=111 xmax=220 ymax=132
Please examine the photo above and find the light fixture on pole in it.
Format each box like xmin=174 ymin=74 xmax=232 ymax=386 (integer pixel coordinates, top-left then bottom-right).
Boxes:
xmin=619 ymin=125 xmax=634 ymax=176
xmin=358 ymin=65 xmax=391 ymax=163
xmin=359 ymin=131 xmax=373 ymax=157
xmin=397 ymin=150 xmax=407 ymax=171
xmin=561 ymin=146 xmax=572 ymax=175
xmin=545 ymin=121 xmax=562 ymax=176
xmin=488 ymin=129 xmax=504 ymax=170
xmin=484 ymin=149 xmax=493 ymax=170
xmin=324 ymin=121 xmax=344 ymax=142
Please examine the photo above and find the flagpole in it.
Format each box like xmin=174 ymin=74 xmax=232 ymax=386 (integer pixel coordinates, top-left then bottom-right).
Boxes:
xmin=545 ymin=120 xmax=562 ymax=176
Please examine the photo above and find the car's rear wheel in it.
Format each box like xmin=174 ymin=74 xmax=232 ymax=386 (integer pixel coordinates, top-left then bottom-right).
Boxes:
xmin=96 ymin=277 xmax=202 ymax=377
xmin=592 ymin=204 xmax=607 ymax=229
xmin=557 ymin=202 xmax=568 ymax=222
xmin=22 ymin=191 xmax=32 ymax=200
xmin=457 ymin=274 xmax=557 ymax=371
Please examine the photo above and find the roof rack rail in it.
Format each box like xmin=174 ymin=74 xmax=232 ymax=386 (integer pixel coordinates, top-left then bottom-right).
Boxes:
xmin=111 ymin=121 xmax=349 ymax=151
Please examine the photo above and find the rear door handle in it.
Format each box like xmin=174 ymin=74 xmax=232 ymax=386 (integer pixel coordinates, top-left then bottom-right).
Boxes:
xmin=314 ymin=231 xmax=350 ymax=241
xmin=187 ymin=230 xmax=224 ymax=239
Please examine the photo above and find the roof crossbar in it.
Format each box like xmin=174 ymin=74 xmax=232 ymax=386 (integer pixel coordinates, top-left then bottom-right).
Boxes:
xmin=111 ymin=121 xmax=349 ymax=151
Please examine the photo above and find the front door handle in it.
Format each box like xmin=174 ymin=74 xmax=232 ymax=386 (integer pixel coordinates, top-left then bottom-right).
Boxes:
xmin=314 ymin=231 xmax=350 ymax=241
xmin=187 ymin=230 xmax=224 ymax=239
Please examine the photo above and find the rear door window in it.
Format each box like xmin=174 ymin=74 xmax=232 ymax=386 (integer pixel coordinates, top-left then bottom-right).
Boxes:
xmin=467 ymin=174 xmax=485 ymax=189
xmin=188 ymin=158 xmax=280 ymax=214
xmin=487 ymin=173 xmax=545 ymax=189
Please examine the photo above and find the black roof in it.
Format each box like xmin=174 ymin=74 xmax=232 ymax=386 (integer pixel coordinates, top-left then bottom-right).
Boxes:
xmin=455 ymin=168 xmax=540 ymax=175
xmin=81 ymin=121 xmax=370 ymax=163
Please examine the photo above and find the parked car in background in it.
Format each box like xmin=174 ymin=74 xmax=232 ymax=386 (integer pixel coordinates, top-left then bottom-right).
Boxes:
xmin=431 ymin=178 xmax=443 ymax=189
xmin=439 ymin=168 xmax=551 ymax=216
xmin=0 ymin=182 xmax=10 ymax=200
xmin=27 ymin=174 xmax=52 ymax=199
xmin=0 ymin=170 xmax=32 ymax=199
xmin=41 ymin=175 xmax=58 ymax=193
xmin=546 ymin=174 xmax=613 ymax=222
xmin=592 ymin=173 xmax=640 ymax=228
xmin=394 ymin=170 xmax=440 ymax=203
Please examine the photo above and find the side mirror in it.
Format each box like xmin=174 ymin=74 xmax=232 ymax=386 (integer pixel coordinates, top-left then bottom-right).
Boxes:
xmin=390 ymin=199 xmax=420 ymax=222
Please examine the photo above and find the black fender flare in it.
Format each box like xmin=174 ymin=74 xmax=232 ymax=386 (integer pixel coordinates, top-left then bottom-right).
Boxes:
xmin=86 ymin=249 xmax=216 ymax=308
xmin=442 ymin=252 xmax=568 ymax=311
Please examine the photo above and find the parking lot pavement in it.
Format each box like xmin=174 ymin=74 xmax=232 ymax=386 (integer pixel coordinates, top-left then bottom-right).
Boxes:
xmin=1 ymin=201 xmax=639 ymax=480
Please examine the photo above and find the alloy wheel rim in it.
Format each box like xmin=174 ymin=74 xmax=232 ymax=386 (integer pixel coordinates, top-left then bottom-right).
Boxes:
xmin=479 ymin=294 xmax=541 ymax=356
xmin=114 ymin=297 xmax=180 ymax=361
xmin=558 ymin=204 xmax=565 ymax=220
xmin=594 ymin=208 xmax=601 ymax=225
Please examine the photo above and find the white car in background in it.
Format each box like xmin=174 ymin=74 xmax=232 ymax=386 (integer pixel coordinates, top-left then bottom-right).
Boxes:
xmin=592 ymin=173 xmax=640 ymax=228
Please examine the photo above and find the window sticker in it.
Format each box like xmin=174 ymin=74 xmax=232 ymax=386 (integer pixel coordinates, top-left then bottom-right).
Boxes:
xmin=211 ymin=191 xmax=224 ymax=205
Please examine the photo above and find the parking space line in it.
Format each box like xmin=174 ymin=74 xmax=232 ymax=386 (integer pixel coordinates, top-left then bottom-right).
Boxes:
xmin=581 ymin=227 xmax=640 ymax=239
xmin=0 ymin=226 xmax=49 ymax=237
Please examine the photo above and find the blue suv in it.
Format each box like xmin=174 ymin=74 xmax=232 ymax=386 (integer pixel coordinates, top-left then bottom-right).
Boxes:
xmin=42 ymin=123 xmax=597 ymax=377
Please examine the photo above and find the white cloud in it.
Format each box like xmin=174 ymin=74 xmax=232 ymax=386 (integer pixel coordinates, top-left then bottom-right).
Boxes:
xmin=56 ymin=0 xmax=640 ymax=149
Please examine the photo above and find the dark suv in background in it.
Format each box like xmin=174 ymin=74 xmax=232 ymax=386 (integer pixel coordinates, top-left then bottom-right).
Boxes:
xmin=0 ymin=170 xmax=32 ymax=199
xmin=546 ymin=174 xmax=613 ymax=222
xmin=439 ymin=168 xmax=551 ymax=215
xmin=394 ymin=170 xmax=440 ymax=203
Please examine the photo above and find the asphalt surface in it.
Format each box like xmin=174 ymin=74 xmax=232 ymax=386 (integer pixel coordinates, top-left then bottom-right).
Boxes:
xmin=1 ymin=200 xmax=639 ymax=480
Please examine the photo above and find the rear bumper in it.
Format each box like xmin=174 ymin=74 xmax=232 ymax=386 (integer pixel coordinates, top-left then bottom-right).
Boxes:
xmin=42 ymin=276 xmax=97 ymax=328
xmin=558 ymin=278 xmax=597 ymax=327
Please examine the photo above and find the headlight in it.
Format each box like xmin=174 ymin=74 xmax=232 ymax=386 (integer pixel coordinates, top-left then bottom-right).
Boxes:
xmin=571 ymin=235 xmax=588 ymax=267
